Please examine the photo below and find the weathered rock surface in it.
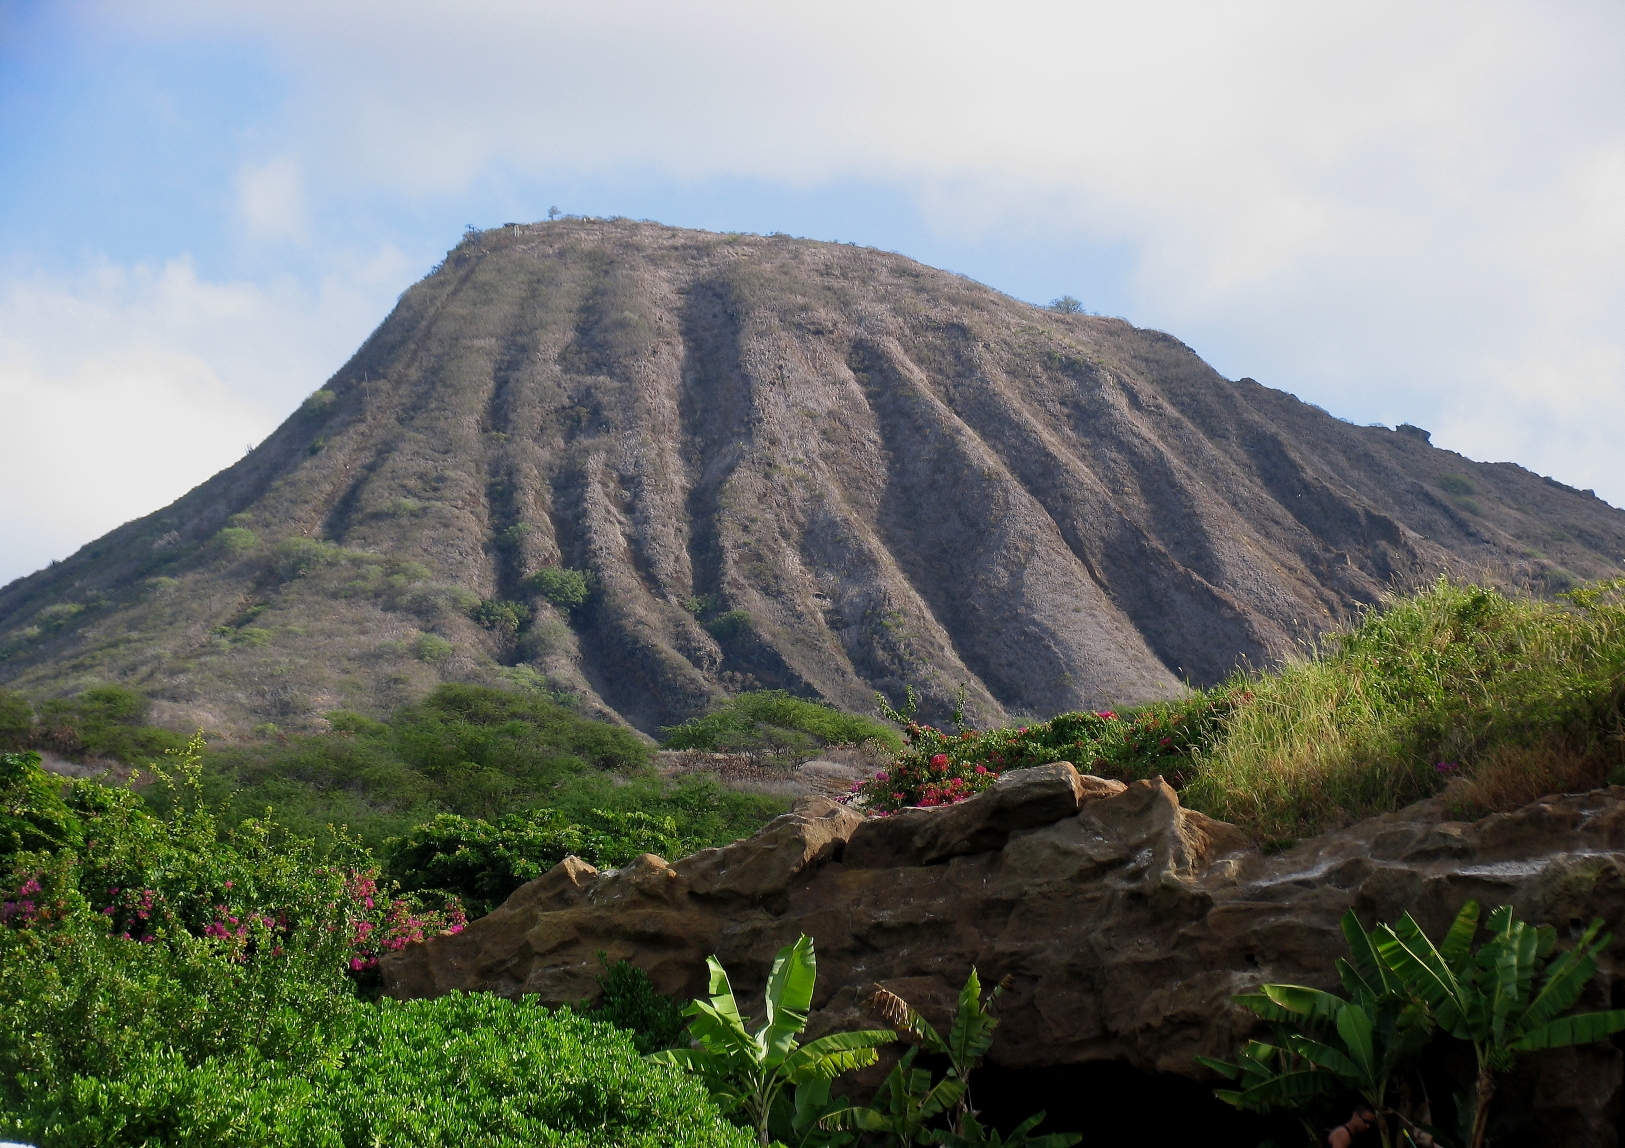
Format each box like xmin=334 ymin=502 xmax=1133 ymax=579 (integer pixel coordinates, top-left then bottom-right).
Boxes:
xmin=383 ymin=763 xmax=1625 ymax=1145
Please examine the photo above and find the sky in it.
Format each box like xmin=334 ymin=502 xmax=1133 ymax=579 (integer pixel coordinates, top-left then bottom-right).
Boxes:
xmin=2 ymin=0 xmax=1623 ymax=588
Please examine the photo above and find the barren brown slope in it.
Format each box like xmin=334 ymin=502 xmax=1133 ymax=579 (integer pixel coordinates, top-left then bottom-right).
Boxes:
xmin=3 ymin=219 xmax=1623 ymax=736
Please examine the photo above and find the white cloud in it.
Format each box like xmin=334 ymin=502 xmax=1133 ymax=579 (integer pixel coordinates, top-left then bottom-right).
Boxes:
xmin=236 ymin=156 xmax=309 ymax=243
xmin=0 ymin=251 xmax=412 ymax=585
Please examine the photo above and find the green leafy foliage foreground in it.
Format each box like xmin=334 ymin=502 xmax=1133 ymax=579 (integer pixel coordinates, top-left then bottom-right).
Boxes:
xmin=1202 ymin=902 xmax=1625 ymax=1148
xmin=850 ymin=579 xmax=1625 ymax=842
xmin=0 ymin=747 xmax=748 ymax=1148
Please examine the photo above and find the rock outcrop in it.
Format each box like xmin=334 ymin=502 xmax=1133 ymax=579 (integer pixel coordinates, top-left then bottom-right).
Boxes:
xmin=383 ymin=763 xmax=1625 ymax=1145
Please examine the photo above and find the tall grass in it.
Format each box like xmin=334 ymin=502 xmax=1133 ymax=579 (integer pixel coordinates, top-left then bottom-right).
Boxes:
xmin=1180 ymin=578 xmax=1625 ymax=841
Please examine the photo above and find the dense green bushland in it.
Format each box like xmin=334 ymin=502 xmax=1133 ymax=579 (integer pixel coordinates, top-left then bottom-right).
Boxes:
xmin=661 ymin=689 xmax=902 ymax=760
xmin=0 ymin=746 xmax=748 ymax=1148
xmin=855 ymin=579 xmax=1625 ymax=841
xmin=384 ymin=808 xmax=688 ymax=917
xmin=0 ymin=682 xmax=785 ymax=856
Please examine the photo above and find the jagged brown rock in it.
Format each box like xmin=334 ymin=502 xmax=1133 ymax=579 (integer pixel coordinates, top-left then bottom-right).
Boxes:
xmin=3 ymin=219 xmax=1624 ymax=733
xmin=382 ymin=764 xmax=1625 ymax=1146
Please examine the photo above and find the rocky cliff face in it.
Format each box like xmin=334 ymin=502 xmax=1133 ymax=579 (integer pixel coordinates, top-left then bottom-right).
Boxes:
xmin=382 ymin=765 xmax=1625 ymax=1146
xmin=3 ymin=219 xmax=1623 ymax=734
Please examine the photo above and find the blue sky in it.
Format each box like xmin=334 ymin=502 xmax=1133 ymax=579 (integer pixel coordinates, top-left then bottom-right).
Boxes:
xmin=3 ymin=0 xmax=1623 ymax=586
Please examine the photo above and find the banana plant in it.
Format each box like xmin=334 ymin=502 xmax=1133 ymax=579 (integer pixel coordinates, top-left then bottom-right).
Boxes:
xmin=923 ymin=1111 xmax=1082 ymax=1148
xmin=1371 ymin=901 xmax=1625 ymax=1148
xmin=1203 ymin=910 xmax=1435 ymax=1148
xmin=648 ymin=934 xmax=897 ymax=1147
xmin=820 ymin=1046 xmax=966 ymax=1145
xmin=868 ymin=968 xmax=1008 ymax=1132
xmin=767 ymin=1074 xmax=858 ymax=1148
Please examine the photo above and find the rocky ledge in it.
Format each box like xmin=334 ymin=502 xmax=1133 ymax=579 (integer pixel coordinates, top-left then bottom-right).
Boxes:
xmin=382 ymin=764 xmax=1625 ymax=1145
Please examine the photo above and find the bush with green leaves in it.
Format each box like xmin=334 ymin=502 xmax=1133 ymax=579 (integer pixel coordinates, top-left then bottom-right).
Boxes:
xmin=471 ymin=597 xmax=532 ymax=637
xmin=175 ymin=683 xmax=783 ymax=858
xmin=384 ymin=806 xmax=687 ymax=917
xmin=10 ymin=684 xmax=190 ymax=764
xmin=2 ymin=991 xmax=750 ymax=1148
xmin=581 ymin=956 xmax=689 ymax=1055
xmin=271 ymin=537 xmax=349 ymax=581
xmin=211 ymin=526 xmax=258 ymax=554
xmin=662 ymin=690 xmax=902 ymax=760
xmin=0 ymin=745 xmax=746 ymax=1148
xmin=524 ymin=566 xmax=596 ymax=610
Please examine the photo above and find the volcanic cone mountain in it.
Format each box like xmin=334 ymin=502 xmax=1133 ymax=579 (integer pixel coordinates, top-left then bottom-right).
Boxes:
xmin=3 ymin=220 xmax=1623 ymax=736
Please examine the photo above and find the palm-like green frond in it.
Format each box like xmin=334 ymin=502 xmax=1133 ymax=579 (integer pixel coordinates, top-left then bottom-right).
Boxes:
xmin=1262 ymin=984 xmax=1348 ymax=1026
xmin=1512 ymin=1008 xmax=1625 ymax=1050
xmin=1518 ymin=925 xmax=1607 ymax=1031
xmin=763 ymin=934 xmax=817 ymax=1066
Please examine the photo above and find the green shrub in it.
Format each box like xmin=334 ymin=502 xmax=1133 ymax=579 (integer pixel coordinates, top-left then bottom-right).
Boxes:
xmin=662 ymin=689 xmax=902 ymax=757
xmin=583 ymin=957 xmax=687 ymax=1055
xmin=1 ymin=751 xmax=81 ymax=860
xmin=495 ymin=523 xmax=533 ymax=551
xmin=705 ymin=610 xmax=752 ymax=642
xmin=470 ymin=598 xmax=531 ymax=637
xmin=272 ymin=537 xmax=347 ymax=581
xmin=186 ymin=684 xmax=779 ymax=852
xmin=524 ymin=567 xmax=595 ymax=610
xmin=0 ymin=691 xmax=34 ymax=749
xmin=1439 ymin=473 xmax=1477 ymax=496
xmin=414 ymin=633 xmax=453 ymax=663
xmin=37 ymin=603 xmax=84 ymax=632
xmin=33 ymin=685 xmax=189 ymax=763
xmin=300 ymin=388 xmax=337 ymax=416
xmin=384 ymin=807 xmax=685 ymax=916
xmin=211 ymin=526 xmax=258 ymax=554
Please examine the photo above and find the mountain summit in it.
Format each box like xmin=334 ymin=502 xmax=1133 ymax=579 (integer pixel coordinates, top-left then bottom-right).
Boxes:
xmin=4 ymin=220 xmax=1623 ymax=735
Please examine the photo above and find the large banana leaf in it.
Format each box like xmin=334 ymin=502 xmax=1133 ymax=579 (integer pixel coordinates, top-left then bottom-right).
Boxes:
xmin=1511 ymin=1008 xmax=1625 ymax=1050
xmin=782 ymin=1030 xmax=897 ymax=1083
xmin=1339 ymin=909 xmax=1406 ymax=998
xmin=945 ymin=968 xmax=1001 ymax=1074
xmin=1334 ymin=1004 xmax=1378 ymax=1082
xmin=1233 ymin=991 xmax=1306 ymax=1025
xmin=1517 ymin=924 xmax=1607 ymax=1031
xmin=1262 ymin=984 xmax=1348 ymax=1027
xmin=1217 ymin=1068 xmax=1334 ymax=1110
xmin=1374 ymin=917 xmax=1469 ymax=1032
xmin=1284 ymin=1034 xmax=1363 ymax=1079
xmin=1439 ymin=901 xmax=1483 ymax=968
xmin=763 ymin=934 xmax=818 ymax=1067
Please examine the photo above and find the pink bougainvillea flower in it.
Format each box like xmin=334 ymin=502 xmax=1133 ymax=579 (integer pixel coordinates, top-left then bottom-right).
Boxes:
xmin=930 ymin=754 xmax=948 ymax=767
xmin=1095 ymin=711 xmax=1118 ymax=720
xmin=875 ymin=771 xmax=889 ymax=782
